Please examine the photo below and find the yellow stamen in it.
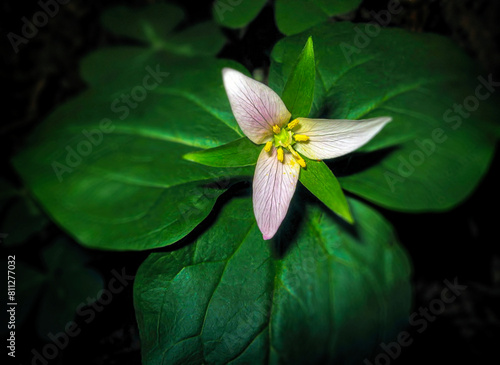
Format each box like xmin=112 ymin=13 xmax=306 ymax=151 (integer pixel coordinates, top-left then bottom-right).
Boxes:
xmin=272 ymin=125 xmax=281 ymax=134
xmin=277 ymin=147 xmax=284 ymax=163
xmin=287 ymin=145 xmax=307 ymax=168
xmin=287 ymin=119 xmax=299 ymax=129
xmin=264 ymin=141 xmax=273 ymax=152
xmin=293 ymin=134 xmax=309 ymax=142
xmin=295 ymin=155 xmax=306 ymax=168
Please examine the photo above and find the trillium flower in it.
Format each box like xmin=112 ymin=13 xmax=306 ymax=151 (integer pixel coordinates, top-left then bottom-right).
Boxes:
xmin=222 ymin=68 xmax=391 ymax=240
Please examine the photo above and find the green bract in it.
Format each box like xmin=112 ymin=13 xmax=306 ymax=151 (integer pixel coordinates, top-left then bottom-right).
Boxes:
xmin=281 ymin=36 xmax=316 ymax=119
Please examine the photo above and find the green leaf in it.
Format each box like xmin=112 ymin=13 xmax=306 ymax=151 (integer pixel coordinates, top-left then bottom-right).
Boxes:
xmin=166 ymin=21 xmax=226 ymax=56
xmin=101 ymin=3 xmax=184 ymax=45
xmin=281 ymin=36 xmax=315 ymax=118
xmin=299 ymin=157 xmax=353 ymax=223
xmin=13 ymin=54 xmax=255 ymax=250
xmin=270 ymin=22 xmax=498 ymax=211
xmin=275 ymin=0 xmax=363 ymax=35
xmin=134 ymin=194 xmax=411 ymax=364
xmin=184 ymin=137 xmax=261 ymax=167
xmin=213 ymin=0 xmax=267 ymax=28
xmin=102 ymin=3 xmax=225 ymax=56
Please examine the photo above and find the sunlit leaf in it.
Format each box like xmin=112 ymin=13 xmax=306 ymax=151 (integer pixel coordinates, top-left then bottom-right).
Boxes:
xmin=275 ymin=0 xmax=363 ymax=35
xmin=270 ymin=22 xmax=498 ymax=211
xmin=134 ymin=195 xmax=411 ymax=364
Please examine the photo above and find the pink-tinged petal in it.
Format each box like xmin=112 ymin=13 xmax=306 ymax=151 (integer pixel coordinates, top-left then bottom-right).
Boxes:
xmin=222 ymin=68 xmax=291 ymax=144
xmin=293 ymin=117 xmax=392 ymax=160
xmin=253 ymin=147 xmax=300 ymax=240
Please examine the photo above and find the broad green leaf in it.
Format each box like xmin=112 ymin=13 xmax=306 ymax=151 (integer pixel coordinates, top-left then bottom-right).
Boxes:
xmin=275 ymin=0 xmax=363 ymax=35
xmin=299 ymin=157 xmax=353 ymax=223
xmin=101 ymin=3 xmax=184 ymax=45
xmin=102 ymin=4 xmax=225 ymax=56
xmin=134 ymin=194 xmax=411 ymax=365
xmin=270 ymin=22 xmax=498 ymax=211
xmin=79 ymin=46 xmax=156 ymax=89
xmin=13 ymin=54 xmax=255 ymax=250
xmin=281 ymin=36 xmax=315 ymax=118
xmin=213 ymin=0 xmax=267 ymax=28
xmin=184 ymin=137 xmax=261 ymax=167
xmin=166 ymin=22 xmax=226 ymax=56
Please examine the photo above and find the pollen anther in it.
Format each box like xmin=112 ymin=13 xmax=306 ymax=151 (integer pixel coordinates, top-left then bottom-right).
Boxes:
xmin=296 ymin=156 xmax=306 ymax=168
xmin=287 ymin=119 xmax=299 ymax=129
xmin=264 ymin=141 xmax=273 ymax=152
xmin=294 ymin=134 xmax=309 ymax=142
xmin=287 ymin=145 xmax=306 ymax=168
xmin=272 ymin=125 xmax=281 ymax=134
xmin=277 ymin=147 xmax=284 ymax=163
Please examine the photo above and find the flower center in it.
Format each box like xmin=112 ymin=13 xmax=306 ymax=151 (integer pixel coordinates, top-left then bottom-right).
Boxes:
xmin=273 ymin=127 xmax=293 ymax=148
xmin=264 ymin=119 xmax=309 ymax=168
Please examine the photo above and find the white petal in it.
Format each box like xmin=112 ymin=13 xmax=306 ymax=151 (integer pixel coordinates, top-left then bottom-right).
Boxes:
xmin=293 ymin=117 xmax=391 ymax=160
xmin=222 ymin=68 xmax=291 ymax=144
xmin=253 ymin=147 xmax=300 ymax=240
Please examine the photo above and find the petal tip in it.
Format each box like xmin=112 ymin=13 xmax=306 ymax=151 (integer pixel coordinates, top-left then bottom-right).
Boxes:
xmin=263 ymin=233 xmax=273 ymax=240
xmin=222 ymin=67 xmax=240 ymax=79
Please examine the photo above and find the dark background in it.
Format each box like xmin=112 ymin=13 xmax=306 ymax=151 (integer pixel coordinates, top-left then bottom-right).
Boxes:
xmin=1 ymin=0 xmax=499 ymax=364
